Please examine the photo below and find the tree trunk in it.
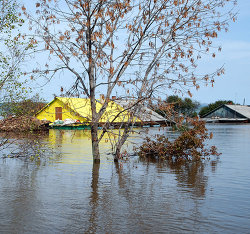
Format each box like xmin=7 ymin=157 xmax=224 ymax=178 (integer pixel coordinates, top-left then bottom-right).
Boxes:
xmin=114 ymin=124 xmax=130 ymax=162
xmin=89 ymin=80 xmax=100 ymax=162
xmin=91 ymin=121 xmax=100 ymax=163
xmin=86 ymin=8 xmax=101 ymax=163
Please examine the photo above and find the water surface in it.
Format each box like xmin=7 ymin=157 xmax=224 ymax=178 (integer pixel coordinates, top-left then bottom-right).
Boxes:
xmin=0 ymin=125 xmax=250 ymax=233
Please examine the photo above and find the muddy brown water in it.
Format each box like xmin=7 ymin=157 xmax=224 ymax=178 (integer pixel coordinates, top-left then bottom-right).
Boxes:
xmin=0 ymin=125 xmax=250 ymax=233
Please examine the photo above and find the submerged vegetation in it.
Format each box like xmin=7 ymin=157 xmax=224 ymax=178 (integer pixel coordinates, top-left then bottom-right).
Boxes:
xmin=0 ymin=116 xmax=49 ymax=132
xmin=138 ymin=118 xmax=220 ymax=162
xmin=0 ymin=131 xmax=54 ymax=162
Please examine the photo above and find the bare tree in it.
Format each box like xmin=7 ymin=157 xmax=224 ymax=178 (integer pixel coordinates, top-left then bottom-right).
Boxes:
xmin=23 ymin=0 xmax=236 ymax=162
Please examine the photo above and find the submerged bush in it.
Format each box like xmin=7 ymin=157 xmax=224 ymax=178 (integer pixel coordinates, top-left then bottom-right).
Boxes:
xmin=0 ymin=116 xmax=49 ymax=132
xmin=138 ymin=118 xmax=220 ymax=162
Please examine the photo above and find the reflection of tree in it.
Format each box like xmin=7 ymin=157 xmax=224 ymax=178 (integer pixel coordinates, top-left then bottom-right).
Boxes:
xmin=85 ymin=162 xmax=100 ymax=234
xmin=114 ymin=159 xmax=209 ymax=203
xmin=114 ymin=161 xmax=127 ymax=189
xmin=111 ymin=159 xmax=220 ymax=232
xmin=84 ymin=157 xmax=219 ymax=232
xmin=141 ymin=158 xmax=218 ymax=198
xmin=0 ymin=131 xmax=50 ymax=160
xmin=210 ymin=159 xmax=219 ymax=174
xmin=170 ymin=161 xmax=207 ymax=197
xmin=112 ymin=161 xmax=165 ymax=228
xmin=48 ymin=130 xmax=64 ymax=161
xmin=0 ymin=132 xmax=17 ymax=154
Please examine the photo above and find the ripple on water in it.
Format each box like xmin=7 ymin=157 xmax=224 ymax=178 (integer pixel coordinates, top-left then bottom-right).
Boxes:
xmin=0 ymin=125 xmax=250 ymax=233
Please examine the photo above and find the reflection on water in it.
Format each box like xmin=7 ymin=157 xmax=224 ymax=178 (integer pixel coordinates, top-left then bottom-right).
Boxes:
xmin=0 ymin=125 xmax=250 ymax=233
xmin=86 ymin=162 xmax=100 ymax=234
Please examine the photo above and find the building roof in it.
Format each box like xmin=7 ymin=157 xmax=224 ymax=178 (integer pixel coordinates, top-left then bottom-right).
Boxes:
xmin=225 ymin=104 xmax=250 ymax=119
xmin=35 ymin=97 xmax=92 ymax=119
xmin=115 ymin=100 xmax=167 ymax=122
xmin=57 ymin=97 xmax=92 ymax=119
xmin=201 ymin=104 xmax=250 ymax=119
xmin=36 ymin=97 xmax=168 ymax=123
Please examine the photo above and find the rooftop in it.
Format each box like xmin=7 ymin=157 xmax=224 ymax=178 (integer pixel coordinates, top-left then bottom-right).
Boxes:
xmin=225 ymin=104 xmax=250 ymax=119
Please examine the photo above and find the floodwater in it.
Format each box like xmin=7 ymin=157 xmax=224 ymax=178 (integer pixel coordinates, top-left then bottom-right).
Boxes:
xmin=0 ymin=125 xmax=250 ymax=233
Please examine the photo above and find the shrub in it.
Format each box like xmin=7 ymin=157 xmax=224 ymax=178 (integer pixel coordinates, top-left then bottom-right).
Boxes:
xmin=138 ymin=118 xmax=220 ymax=162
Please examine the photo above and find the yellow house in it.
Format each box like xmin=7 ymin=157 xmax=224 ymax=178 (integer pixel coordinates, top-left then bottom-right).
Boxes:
xmin=35 ymin=97 xmax=138 ymax=124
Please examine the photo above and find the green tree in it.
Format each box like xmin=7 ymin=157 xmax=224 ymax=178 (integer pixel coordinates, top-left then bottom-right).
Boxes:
xmin=199 ymin=100 xmax=234 ymax=117
xmin=0 ymin=0 xmax=30 ymax=106
xmin=165 ymin=95 xmax=200 ymax=117
xmin=166 ymin=95 xmax=182 ymax=112
xmin=1 ymin=94 xmax=46 ymax=117
xmin=181 ymin=98 xmax=200 ymax=117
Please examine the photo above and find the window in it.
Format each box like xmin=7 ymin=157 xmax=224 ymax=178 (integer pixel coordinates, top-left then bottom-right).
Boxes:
xmin=55 ymin=107 xmax=62 ymax=120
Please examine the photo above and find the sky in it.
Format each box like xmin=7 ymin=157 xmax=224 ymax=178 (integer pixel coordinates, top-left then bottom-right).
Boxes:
xmin=190 ymin=0 xmax=250 ymax=104
xmin=21 ymin=0 xmax=250 ymax=105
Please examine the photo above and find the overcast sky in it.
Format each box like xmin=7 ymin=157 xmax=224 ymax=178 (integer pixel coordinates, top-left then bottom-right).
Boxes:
xmin=23 ymin=0 xmax=250 ymax=105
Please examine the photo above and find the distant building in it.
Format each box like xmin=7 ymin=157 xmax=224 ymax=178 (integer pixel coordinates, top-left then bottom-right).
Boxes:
xmin=201 ymin=104 xmax=250 ymax=123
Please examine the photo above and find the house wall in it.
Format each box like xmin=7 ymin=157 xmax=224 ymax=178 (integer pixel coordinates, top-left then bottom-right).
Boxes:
xmin=36 ymin=98 xmax=140 ymax=123
xmin=54 ymin=97 xmax=140 ymax=123
xmin=36 ymin=99 xmax=87 ymax=122
xmin=205 ymin=106 xmax=245 ymax=118
xmin=99 ymin=101 xmax=140 ymax=123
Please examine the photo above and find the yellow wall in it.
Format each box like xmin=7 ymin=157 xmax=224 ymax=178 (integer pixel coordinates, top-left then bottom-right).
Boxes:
xmin=99 ymin=101 xmax=138 ymax=123
xmin=36 ymin=97 xmax=140 ymax=123
xmin=36 ymin=98 xmax=87 ymax=122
